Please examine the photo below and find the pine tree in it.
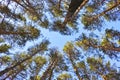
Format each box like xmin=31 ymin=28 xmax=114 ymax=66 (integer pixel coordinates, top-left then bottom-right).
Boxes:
xmin=0 ymin=0 xmax=120 ymax=80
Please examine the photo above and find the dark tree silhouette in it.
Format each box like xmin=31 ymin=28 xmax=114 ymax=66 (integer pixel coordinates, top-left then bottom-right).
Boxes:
xmin=67 ymin=0 xmax=84 ymax=18
xmin=62 ymin=0 xmax=84 ymax=27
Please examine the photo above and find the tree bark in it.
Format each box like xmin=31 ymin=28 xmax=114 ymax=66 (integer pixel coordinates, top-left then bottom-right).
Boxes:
xmin=0 ymin=48 xmax=43 ymax=76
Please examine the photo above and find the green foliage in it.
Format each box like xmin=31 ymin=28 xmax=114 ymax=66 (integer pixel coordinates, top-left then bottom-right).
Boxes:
xmin=51 ymin=6 xmax=63 ymax=17
xmin=0 ymin=21 xmax=14 ymax=31
xmin=14 ymin=52 xmax=32 ymax=64
xmin=1 ymin=55 xmax=12 ymax=64
xmin=33 ymin=56 xmax=46 ymax=67
xmin=28 ymin=15 xmax=39 ymax=21
xmin=101 ymin=38 xmax=110 ymax=47
xmin=0 ymin=38 xmax=4 ymax=43
xmin=17 ymin=26 xmax=40 ymax=39
xmin=106 ymin=1 xmax=115 ymax=8
xmin=76 ymin=61 xmax=85 ymax=69
xmin=0 ymin=44 xmax=11 ymax=53
xmin=17 ymin=14 xmax=26 ymax=21
xmin=34 ymin=75 xmax=41 ymax=80
xmin=118 ymin=40 xmax=120 ymax=44
xmin=104 ymin=14 xmax=110 ymax=21
xmin=19 ymin=53 xmax=29 ymax=59
xmin=57 ymin=73 xmax=72 ymax=80
xmin=81 ymin=15 xmax=91 ymax=27
xmin=75 ymin=38 xmax=91 ymax=51
xmin=39 ymin=19 xmax=49 ymax=28
xmin=86 ymin=5 xmax=95 ymax=13
xmin=63 ymin=42 xmax=74 ymax=54
xmin=0 ymin=0 xmax=120 ymax=80
xmin=87 ymin=57 xmax=103 ymax=71
xmin=0 ymin=5 xmax=11 ymax=14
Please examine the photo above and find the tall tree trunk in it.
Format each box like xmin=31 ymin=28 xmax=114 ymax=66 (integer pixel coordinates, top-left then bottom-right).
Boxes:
xmin=40 ymin=59 xmax=58 ymax=80
xmin=91 ymin=2 xmax=120 ymax=20
xmin=62 ymin=0 xmax=88 ymax=27
xmin=69 ymin=56 xmax=82 ymax=80
xmin=0 ymin=48 xmax=43 ymax=76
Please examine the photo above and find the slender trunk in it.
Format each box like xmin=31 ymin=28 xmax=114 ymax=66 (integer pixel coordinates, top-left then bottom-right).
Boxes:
xmin=12 ymin=0 xmax=38 ymax=15
xmin=71 ymin=0 xmax=88 ymax=20
xmin=69 ymin=55 xmax=82 ymax=80
xmin=2 ymin=64 xmax=24 ymax=80
xmin=0 ymin=31 xmax=30 ymax=35
xmin=58 ymin=0 xmax=62 ymax=10
xmin=0 ymin=48 xmax=43 ymax=76
xmin=48 ymin=69 xmax=53 ymax=80
xmin=48 ymin=61 xmax=57 ymax=80
xmin=89 ymin=42 xmax=120 ymax=52
xmin=62 ymin=0 xmax=88 ymax=27
xmin=83 ymin=41 xmax=120 ymax=52
xmin=92 ymin=2 xmax=120 ymax=20
xmin=83 ymin=68 xmax=90 ymax=80
xmin=11 ymin=65 xmax=26 ymax=80
xmin=40 ymin=59 xmax=58 ymax=80
xmin=40 ymin=62 xmax=54 ymax=80
xmin=101 ymin=75 xmax=107 ymax=80
xmin=3 ymin=71 xmax=13 ymax=80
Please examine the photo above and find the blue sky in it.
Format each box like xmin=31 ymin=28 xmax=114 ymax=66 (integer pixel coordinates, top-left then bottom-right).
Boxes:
xmin=40 ymin=20 xmax=120 ymax=50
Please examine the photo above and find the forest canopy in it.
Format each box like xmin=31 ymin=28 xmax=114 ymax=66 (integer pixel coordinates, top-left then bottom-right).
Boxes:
xmin=0 ymin=0 xmax=120 ymax=80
